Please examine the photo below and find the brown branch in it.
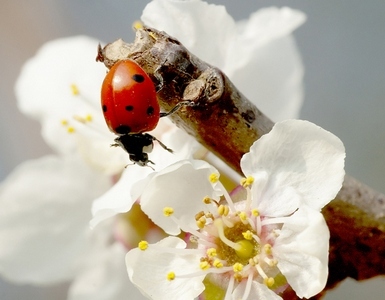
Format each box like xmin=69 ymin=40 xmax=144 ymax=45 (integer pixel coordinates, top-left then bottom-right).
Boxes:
xmin=98 ymin=26 xmax=385 ymax=299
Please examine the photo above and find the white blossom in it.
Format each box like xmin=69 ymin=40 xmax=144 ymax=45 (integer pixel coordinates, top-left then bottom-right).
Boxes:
xmin=126 ymin=120 xmax=345 ymax=299
xmin=2 ymin=1 xmax=309 ymax=298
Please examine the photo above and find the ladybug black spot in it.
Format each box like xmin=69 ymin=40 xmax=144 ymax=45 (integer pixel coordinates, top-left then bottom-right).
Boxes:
xmin=115 ymin=125 xmax=131 ymax=135
xmin=147 ymin=106 xmax=154 ymax=116
xmin=102 ymin=105 xmax=108 ymax=112
xmin=126 ymin=105 xmax=134 ymax=111
xmin=132 ymin=74 xmax=145 ymax=83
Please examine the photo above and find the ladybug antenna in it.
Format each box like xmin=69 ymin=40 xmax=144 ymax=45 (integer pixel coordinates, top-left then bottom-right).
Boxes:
xmin=96 ymin=44 xmax=104 ymax=63
xmin=160 ymin=101 xmax=194 ymax=118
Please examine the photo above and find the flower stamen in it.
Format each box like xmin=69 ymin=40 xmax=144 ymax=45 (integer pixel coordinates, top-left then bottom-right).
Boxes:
xmin=209 ymin=172 xmax=219 ymax=183
xmin=138 ymin=240 xmax=148 ymax=250
xmin=167 ymin=271 xmax=176 ymax=281
xmin=163 ymin=207 xmax=174 ymax=217
xmin=70 ymin=83 xmax=79 ymax=95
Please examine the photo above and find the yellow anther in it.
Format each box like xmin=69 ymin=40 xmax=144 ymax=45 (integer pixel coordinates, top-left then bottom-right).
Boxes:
xmin=233 ymin=263 xmax=243 ymax=273
xmin=205 ymin=212 xmax=214 ymax=219
xmin=207 ymin=248 xmax=217 ymax=257
xmin=249 ymin=258 xmax=256 ymax=266
xmin=196 ymin=216 xmax=206 ymax=229
xmin=240 ymin=176 xmax=254 ymax=187
xmin=264 ymin=277 xmax=275 ymax=288
xmin=263 ymin=244 xmax=272 ymax=255
xmin=200 ymin=261 xmax=210 ymax=270
xmin=195 ymin=211 xmax=205 ymax=220
xmin=203 ymin=196 xmax=212 ymax=204
xmin=251 ymin=209 xmax=259 ymax=217
xmin=167 ymin=271 xmax=176 ymax=281
xmin=85 ymin=114 xmax=92 ymax=122
xmin=238 ymin=211 xmax=247 ymax=221
xmin=138 ymin=240 xmax=148 ymax=250
xmin=242 ymin=230 xmax=253 ymax=240
xmin=61 ymin=119 xmax=68 ymax=126
xmin=234 ymin=272 xmax=243 ymax=282
xmin=132 ymin=20 xmax=143 ymax=30
xmin=209 ymin=173 xmax=219 ymax=183
xmin=163 ymin=207 xmax=174 ymax=217
xmin=67 ymin=126 xmax=75 ymax=133
xmin=218 ymin=204 xmax=229 ymax=216
xmin=213 ymin=259 xmax=223 ymax=268
xmin=70 ymin=84 xmax=79 ymax=95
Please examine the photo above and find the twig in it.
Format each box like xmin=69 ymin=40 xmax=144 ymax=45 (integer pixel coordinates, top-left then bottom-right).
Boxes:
xmin=98 ymin=26 xmax=385 ymax=299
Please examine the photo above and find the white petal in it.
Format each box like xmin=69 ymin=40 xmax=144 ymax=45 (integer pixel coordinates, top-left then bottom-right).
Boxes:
xmin=234 ymin=7 xmax=306 ymax=49
xmin=41 ymin=115 xmax=126 ymax=173
xmin=0 ymin=155 xmax=110 ymax=284
xmin=274 ymin=206 xmax=330 ymax=298
xmin=138 ymin=160 xmax=220 ymax=235
xmin=155 ymin=125 xmax=201 ymax=163
xmin=232 ymin=280 xmax=282 ymax=300
xmin=90 ymin=166 xmax=152 ymax=228
xmin=16 ymin=36 xmax=105 ymax=119
xmin=227 ymin=36 xmax=303 ymax=122
xmin=141 ymin=0 xmax=237 ymax=68
xmin=226 ymin=7 xmax=306 ymax=121
xmin=251 ymin=177 xmax=300 ymax=217
xmin=126 ymin=236 xmax=205 ymax=300
xmin=90 ymin=126 xmax=200 ymax=228
xmin=241 ymin=120 xmax=345 ymax=212
xmin=14 ymin=36 xmax=124 ymax=173
xmin=68 ymin=219 xmax=145 ymax=300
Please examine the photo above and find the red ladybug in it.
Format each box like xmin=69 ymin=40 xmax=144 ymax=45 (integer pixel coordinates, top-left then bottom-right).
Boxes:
xmin=101 ymin=59 xmax=189 ymax=167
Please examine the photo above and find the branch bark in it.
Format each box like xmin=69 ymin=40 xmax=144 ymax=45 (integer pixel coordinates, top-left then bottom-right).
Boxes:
xmin=98 ymin=26 xmax=385 ymax=299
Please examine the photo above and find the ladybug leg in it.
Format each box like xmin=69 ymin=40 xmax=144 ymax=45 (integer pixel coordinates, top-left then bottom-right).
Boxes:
xmin=153 ymin=137 xmax=173 ymax=153
xmin=160 ymin=101 xmax=194 ymax=118
xmin=143 ymin=133 xmax=173 ymax=153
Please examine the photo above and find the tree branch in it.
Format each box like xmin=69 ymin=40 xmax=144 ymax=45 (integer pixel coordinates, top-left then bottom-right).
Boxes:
xmin=98 ymin=26 xmax=385 ymax=299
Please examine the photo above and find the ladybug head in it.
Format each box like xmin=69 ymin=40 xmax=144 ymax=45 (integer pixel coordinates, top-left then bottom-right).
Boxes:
xmin=112 ymin=133 xmax=156 ymax=168
xmin=129 ymin=152 xmax=154 ymax=167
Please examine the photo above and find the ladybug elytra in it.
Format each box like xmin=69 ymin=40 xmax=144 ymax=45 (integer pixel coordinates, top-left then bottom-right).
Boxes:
xmin=101 ymin=59 xmax=190 ymax=167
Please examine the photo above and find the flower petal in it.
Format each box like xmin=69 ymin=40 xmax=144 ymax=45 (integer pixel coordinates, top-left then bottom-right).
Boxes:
xmin=90 ymin=126 xmax=200 ymax=228
xmin=15 ymin=36 xmax=124 ymax=173
xmin=141 ymin=0 xmax=236 ymax=68
xmin=16 ymin=36 xmax=105 ymax=119
xmin=126 ymin=236 xmax=205 ymax=300
xmin=0 ymin=155 xmax=110 ymax=284
xmin=274 ymin=206 xmax=330 ymax=298
xmin=232 ymin=280 xmax=282 ymax=300
xmin=228 ymin=13 xmax=305 ymax=121
xmin=137 ymin=160 xmax=221 ymax=235
xmin=90 ymin=166 xmax=152 ymax=229
xmin=241 ymin=120 xmax=345 ymax=212
xmin=68 ymin=219 xmax=145 ymax=300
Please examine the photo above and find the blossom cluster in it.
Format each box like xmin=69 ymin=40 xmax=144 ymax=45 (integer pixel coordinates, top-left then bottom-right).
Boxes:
xmin=0 ymin=1 xmax=345 ymax=300
xmin=126 ymin=120 xmax=345 ymax=300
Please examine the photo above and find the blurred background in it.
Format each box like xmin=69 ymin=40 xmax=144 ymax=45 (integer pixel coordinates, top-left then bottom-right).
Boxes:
xmin=1 ymin=0 xmax=384 ymax=299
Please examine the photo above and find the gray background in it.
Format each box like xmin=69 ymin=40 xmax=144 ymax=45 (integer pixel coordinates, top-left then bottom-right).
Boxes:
xmin=1 ymin=1 xmax=384 ymax=299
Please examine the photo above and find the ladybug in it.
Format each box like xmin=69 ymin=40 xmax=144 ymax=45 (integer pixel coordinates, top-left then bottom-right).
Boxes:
xmin=101 ymin=59 xmax=190 ymax=167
